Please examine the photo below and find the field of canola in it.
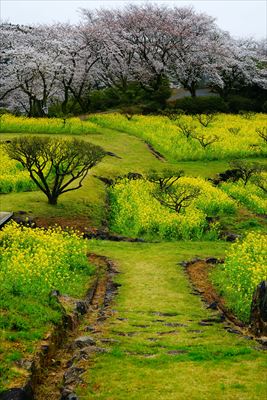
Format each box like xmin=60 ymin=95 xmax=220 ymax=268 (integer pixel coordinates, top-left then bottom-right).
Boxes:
xmin=0 ymin=222 xmax=93 ymax=390
xmin=0 ymin=114 xmax=99 ymax=135
xmin=109 ymin=177 xmax=237 ymax=240
xmin=212 ymin=232 xmax=267 ymax=322
xmin=0 ymin=148 xmax=35 ymax=193
xmin=89 ymin=113 xmax=267 ymax=161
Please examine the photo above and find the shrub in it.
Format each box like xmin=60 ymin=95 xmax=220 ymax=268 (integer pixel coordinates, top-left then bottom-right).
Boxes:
xmin=0 ymin=221 xmax=93 ymax=297
xmin=0 ymin=147 xmax=36 ymax=193
xmin=212 ymin=232 xmax=267 ymax=322
xmin=227 ymin=95 xmax=258 ymax=113
xmin=173 ymin=96 xmax=229 ymax=114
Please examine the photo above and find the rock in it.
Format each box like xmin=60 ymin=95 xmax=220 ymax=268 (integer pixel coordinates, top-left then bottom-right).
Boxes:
xmin=63 ymin=366 xmax=85 ymax=385
xmin=65 ymin=394 xmax=79 ymax=400
xmin=0 ymin=388 xmax=33 ymax=400
xmin=250 ymin=281 xmax=267 ymax=336
xmin=73 ymin=336 xmax=96 ymax=349
xmin=61 ymin=388 xmax=79 ymax=400
xmin=205 ymin=257 xmax=221 ymax=264
xmin=93 ymin=175 xmax=114 ymax=186
xmin=75 ymin=301 xmax=87 ymax=315
xmin=256 ymin=337 xmax=267 ymax=346
xmin=79 ymin=347 xmax=107 ymax=360
xmin=190 ymin=258 xmax=202 ymax=264
xmin=12 ymin=215 xmax=36 ymax=227
xmin=84 ymin=325 xmax=95 ymax=332
xmin=15 ymin=359 xmax=33 ymax=370
xmin=49 ymin=289 xmax=60 ymax=298
xmin=164 ymin=322 xmax=187 ymax=327
xmin=167 ymin=350 xmax=188 ymax=355
xmin=178 ymin=261 xmax=188 ymax=267
xmin=100 ymin=338 xmax=120 ymax=344
xmin=222 ymin=232 xmax=241 ymax=242
xmin=106 ymin=151 xmax=122 ymax=159
xmin=226 ymin=328 xmax=241 ymax=335
xmin=198 ymin=321 xmax=213 ymax=326
xmin=207 ymin=302 xmax=218 ymax=310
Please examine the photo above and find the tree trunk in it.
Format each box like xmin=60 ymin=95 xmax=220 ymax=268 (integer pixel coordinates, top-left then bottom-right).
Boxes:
xmin=61 ymin=87 xmax=69 ymax=115
xmin=48 ymin=196 xmax=58 ymax=205
xmin=189 ymin=83 xmax=196 ymax=97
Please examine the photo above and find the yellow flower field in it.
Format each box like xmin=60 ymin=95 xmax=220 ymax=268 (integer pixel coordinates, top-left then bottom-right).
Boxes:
xmin=0 ymin=148 xmax=35 ymax=193
xmin=89 ymin=113 xmax=267 ymax=161
xmin=212 ymin=232 xmax=267 ymax=321
xmin=0 ymin=114 xmax=99 ymax=135
xmin=109 ymin=177 xmax=237 ymax=240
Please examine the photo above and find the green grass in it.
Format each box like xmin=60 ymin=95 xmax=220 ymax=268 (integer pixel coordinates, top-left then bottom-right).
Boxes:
xmin=76 ymin=241 xmax=267 ymax=400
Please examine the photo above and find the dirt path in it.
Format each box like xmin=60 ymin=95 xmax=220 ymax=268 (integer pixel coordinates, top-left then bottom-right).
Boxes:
xmin=73 ymin=241 xmax=267 ymax=400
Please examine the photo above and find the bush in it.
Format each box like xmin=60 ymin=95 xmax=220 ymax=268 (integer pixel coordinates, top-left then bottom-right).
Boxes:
xmin=262 ymin=100 xmax=267 ymax=113
xmin=212 ymin=232 xmax=267 ymax=322
xmin=227 ymin=95 xmax=258 ymax=113
xmin=173 ymin=96 xmax=228 ymax=114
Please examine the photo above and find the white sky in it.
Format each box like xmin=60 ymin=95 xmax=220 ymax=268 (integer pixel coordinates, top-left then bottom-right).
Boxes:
xmin=1 ymin=0 xmax=267 ymax=39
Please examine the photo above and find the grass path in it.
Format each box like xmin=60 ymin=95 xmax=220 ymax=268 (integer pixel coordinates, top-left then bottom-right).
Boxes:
xmin=77 ymin=241 xmax=267 ymax=399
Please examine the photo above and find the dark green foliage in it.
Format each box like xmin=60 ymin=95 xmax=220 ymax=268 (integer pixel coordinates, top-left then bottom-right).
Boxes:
xmin=173 ymin=96 xmax=229 ymax=114
xmin=229 ymin=160 xmax=265 ymax=186
xmin=227 ymin=95 xmax=258 ymax=113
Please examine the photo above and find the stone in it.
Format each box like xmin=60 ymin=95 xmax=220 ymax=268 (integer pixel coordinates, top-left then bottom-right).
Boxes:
xmin=106 ymin=151 xmax=122 ymax=159
xmin=73 ymin=336 xmax=96 ymax=348
xmin=61 ymin=388 xmax=79 ymax=400
xmin=75 ymin=301 xmax=87 ymax=315
xmin=100 ymin=338 xmax=120 ymax=343
xmin=167 ymin=350 xmax=188 ymax=355
xmin=222 ymin=232 xmax=241 ymax=242
xmin=205 ymin=257 xmax=222 ymax=264
xmin=0 ymin=388 xmax=33 ymax=400
xmin=63 ymin=367 xmax=85 ymax=385
xmin=256 ymin=337 xmax=267 ymax=346
xmin=66 ymin=394 xmax=79 ymax=400
xmin=164 ymin=322 xmax=187 ymax=327
xmin=198 ymin=321 xmax=213 ymax=326
xmin=84 ymin=325 xmax=95 ymax=332
xmin=207 ymin=302 xmax=218 ymax=310
xmin=250 ymin=281 xmax=267 ymax=336
xmin=226 ymin=328 xmax=241 ymax=335
xmin=15 ymin=359 xmax=33 ymax=370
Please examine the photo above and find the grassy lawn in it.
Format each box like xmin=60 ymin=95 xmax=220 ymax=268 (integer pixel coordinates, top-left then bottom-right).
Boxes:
xmin=76 ymin=241 xmax=267 ymax=400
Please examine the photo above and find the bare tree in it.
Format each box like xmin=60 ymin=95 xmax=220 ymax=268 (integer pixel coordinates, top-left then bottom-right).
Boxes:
xmin=147 ymin=169 xmax=184 ymax=189
xmin=176 ymin=120 xmax=197 ymax=139
xmin=192 ymin=133 xmax=220 ymax=149
xmin=228 ymin=127 xmax=241 ymax=135
xmin=229 ymin=160 xmax=264 ymax=186
xmin=153 ymin=183 xmax=201 ymax=213
xmin=252 ymin=174 xmax=267 ymax=193
xmin=4 ymin=137 xmax=105 ymax=204
xmin=256 ymin=127 xmax=267 ymax=143
xmin=194 ymin=113 xmax=217 ymax=127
